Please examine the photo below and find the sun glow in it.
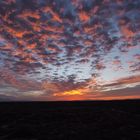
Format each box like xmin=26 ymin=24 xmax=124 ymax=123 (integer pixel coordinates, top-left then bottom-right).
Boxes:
xmin=63 ymin=90 xmax=83 ymax=95
xmin=54 ymin=89 xmax=85 ymax=96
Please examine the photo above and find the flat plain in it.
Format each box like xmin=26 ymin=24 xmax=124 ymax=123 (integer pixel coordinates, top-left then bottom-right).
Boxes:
xmin=0 ymin=100 xmax=140 ymax=140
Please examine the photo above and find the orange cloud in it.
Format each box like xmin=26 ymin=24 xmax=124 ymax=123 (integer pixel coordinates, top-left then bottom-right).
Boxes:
xmin=44 ymin=25 xmax=64 ymax=34
xmin=121 ymin=26 xmax=135 ymax=38
xmin=19 ymin=10 xmax=40 ymax=20
xmin=79 ymin=11 xmax=90 ymax=22
xmin=84 ymin=40 xmax=93 ymax=46
xmin=112 ymin=60 xmax=121 ymax=65
xmin=52 ymin=13 xmax=62 ymax=23
xmin=27 ymin=43 xmax=36 ymax=49
xmin=4 ymin=27 xmax=25 ymax=38
xmin=43 ymin=6 xmax=62 ymax=23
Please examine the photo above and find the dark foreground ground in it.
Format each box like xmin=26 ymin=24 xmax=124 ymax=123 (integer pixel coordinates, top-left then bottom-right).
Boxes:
xmin=0 ymin=100 xmax=140 ymax=140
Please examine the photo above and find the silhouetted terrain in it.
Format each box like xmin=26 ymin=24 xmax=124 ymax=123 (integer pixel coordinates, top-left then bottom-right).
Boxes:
xmin=0 ymin=100 xmax=140 ymax=140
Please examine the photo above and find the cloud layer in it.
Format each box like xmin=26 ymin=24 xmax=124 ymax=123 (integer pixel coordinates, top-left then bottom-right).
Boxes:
xmin=0 ymin=0 xmax=140 ymax=100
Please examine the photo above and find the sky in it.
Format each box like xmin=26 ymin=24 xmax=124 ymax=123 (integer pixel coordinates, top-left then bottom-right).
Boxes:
xmin=0 ymin=0 xmax=140 ymax=101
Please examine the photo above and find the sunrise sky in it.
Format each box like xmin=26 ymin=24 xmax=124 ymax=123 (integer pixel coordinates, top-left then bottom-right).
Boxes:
xmin=0 ymin=0 xmax=140 ymax=101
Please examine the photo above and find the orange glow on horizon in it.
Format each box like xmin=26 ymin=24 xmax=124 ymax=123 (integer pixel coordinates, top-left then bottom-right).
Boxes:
xmin=53 ymin=89 xmax=87 ymax=96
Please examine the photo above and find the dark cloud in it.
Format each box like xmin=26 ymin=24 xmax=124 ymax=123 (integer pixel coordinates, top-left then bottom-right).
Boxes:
xmin=101 ymin=85 xmax=140 ymax=99
xmin=0 ymin=94 xmax=17 ymax=101
xmin=102 ymin=75 xmax=140 ymax=88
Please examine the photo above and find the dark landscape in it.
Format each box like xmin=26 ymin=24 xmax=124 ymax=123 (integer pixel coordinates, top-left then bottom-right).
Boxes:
xmin=0 ymin=99 xmax=140 ymax=140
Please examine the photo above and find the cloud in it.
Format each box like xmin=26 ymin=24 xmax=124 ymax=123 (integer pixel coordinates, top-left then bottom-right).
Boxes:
xmin=100 ymin=75 xmax=140 ymax=92
xmin=0 ymin=0 xmax=140 ymax=100
xmin=98 ymin=85 xmax=140 ymax=100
